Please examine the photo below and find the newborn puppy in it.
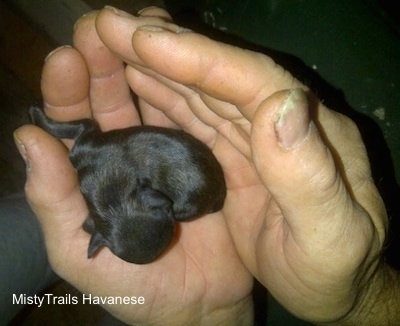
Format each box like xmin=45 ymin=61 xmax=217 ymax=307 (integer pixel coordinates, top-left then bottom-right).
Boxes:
xmin=29 ymin=106 xmax=226 ymax=264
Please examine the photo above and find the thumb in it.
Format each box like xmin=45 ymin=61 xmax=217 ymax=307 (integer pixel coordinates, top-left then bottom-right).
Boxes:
xmin=13 ymin=125 xmax=88 ymax=257
xmin=251 ymin=89 xmax=362 ymax=242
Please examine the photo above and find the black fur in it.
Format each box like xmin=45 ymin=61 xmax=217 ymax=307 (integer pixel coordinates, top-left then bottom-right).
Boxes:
xmin=29 ymin=106 xmax=226 ymax=264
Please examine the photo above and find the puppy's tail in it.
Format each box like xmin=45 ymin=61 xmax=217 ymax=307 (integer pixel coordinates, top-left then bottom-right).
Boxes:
xmin=29 ymin=106 xmax=97 ymax=140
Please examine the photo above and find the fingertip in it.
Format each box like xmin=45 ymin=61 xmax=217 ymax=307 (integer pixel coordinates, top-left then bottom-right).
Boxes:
xmin=102 ymin=5 xmax=136 ymax=19
xmin=73 ymin=10 xmax=99 ymax=32
xmin=251 ymin=89 xmax=315 ymax=194
xmin=275 ymin=89 xmax=311 ymax=150
xmin=251 ymin=89 xmax=345 ymax=220
xmin=74 ymin=9 xmax=123 ymax=78
xmin=131 ymin=27 xmax=203 ymax=85
xmin=41 ymin=45 xmax=90 ymax=107
xmin=15 ymin=126 xmax=89 ymax=269
xmin=14 ymin=125 xmax=77 ymax=205
xmin=252 ymin=88 xmax=311 ymax=152
xmin=96 ymin=6 xmax=189 ymax=67
xmin=95 ymin=6 xmax=141 ymax=64
xmin=14 ymin=124 xmax=64 ymax=156
xmin=137 ymin=6 xmax=172 ymax=21
xmin=251 ymin=90 xmax=293 ymax=154
xmin=44 ymin=45 xmax=73 ymax=62
xmin=14 ymin=126 xmax=30 ymax=170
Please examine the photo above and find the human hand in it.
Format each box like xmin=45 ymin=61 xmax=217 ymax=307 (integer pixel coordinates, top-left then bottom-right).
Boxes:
xmin=14 ymin=9 xmax=253 ymax=326
xmin=92 ymin=6 xmax=389 ymax=323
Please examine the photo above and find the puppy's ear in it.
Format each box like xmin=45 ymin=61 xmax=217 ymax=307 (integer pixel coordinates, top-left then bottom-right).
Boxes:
xmin=87 ymin=230 xmax=106 ymax=258
xmin=138 ymin=186 xmax=173 ymax=211
xmin=82 ymin=216 xmax=95 ymax=234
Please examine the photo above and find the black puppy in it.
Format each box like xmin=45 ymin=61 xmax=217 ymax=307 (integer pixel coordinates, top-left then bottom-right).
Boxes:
xmin=29 ymin=106 xmax=226 ymax=264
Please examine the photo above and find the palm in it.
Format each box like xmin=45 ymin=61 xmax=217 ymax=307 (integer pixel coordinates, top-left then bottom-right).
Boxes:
xmin=66 ymin=209 xmax=250 ymax=324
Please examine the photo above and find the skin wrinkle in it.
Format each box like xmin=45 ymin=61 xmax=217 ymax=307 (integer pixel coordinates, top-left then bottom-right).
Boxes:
xmin=182 ymin=247 xmax=207 ymax=302
xmin=282 ymin=192 xmax=347 ymax=263
xmin=24 ymin=145 xmax=78 ymax=207
xmin=127 ymin=64 xmax=223 ymax=148
xmin=355 ymin=184 xmax=388 ymax=245
xmin=144 ymin=272 xmax=165 ymax=320
xmin=278 ymin=247 xmax=349 ymax=322
xmin=127 ymin=64 xmax=219 ymax=147
xmin=300 ymin=117 xmax=386 ymax=249
xmin=252 ymin=195 xmax=271 ymax=250
xmin=184 ymin=92 xmax=229 ymax=130
xmin=137 ymin=7 xmax=173 ymax=22
xmin=182 ymin=90 xmax=213 ymax=121
xmin=197 ymin=91 xmax=240 ymax=121
xmin=181 ymin=254 xmax=189 ymax=303
xmin=175 ymin=106 xmax=204 ymax=133
xmin=92 ymin=100 xmax=135 ymax=120
xmin=129 ymin=66 xmax=207 ymax=132
xmin=44 ymin=99 xmax=92 ymax=118
xmin=28 ymin=177 xmax=78 ymax=209
xmin=260 ymin=253 xmax=306 ymax=316
xmin=192 ymin=46 xmax=221 ymax=93
xmin=47 ymin=229 xmax=83 ymax=278
xmin=138 ymin=97 xmax=179 ymax=129
xmin=90 ymin=65 xmax=125 ymax=81
xmin=215 ymin=122 xmax=252 ymax=160
xmin=294 ymin=214 xmax=365 ymax=289
xmin=193 ymin=96 xmax=250 ymax=144
xmin=89 ymin=69 xmax=133 ymax=110
xmin=240 ymin=60 xmax=302 ymax=120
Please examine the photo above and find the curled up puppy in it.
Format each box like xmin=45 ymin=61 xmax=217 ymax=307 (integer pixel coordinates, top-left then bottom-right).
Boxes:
xmin=29 ymin=106 xmax=226 ymax=264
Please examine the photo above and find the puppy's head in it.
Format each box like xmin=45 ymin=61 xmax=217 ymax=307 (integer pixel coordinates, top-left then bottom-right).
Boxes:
xmin=85 ymin=186 xmax=176 ymax=264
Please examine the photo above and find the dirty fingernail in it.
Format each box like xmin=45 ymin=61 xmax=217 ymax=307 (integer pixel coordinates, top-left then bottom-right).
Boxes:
xmin=137 ymin=24 xmax=192 ymax=34
xmin=14 ymin=130 xmax=31 ymax=171
xmin=104 ymin=5 xmax=134 ymax=18
xmin=73 ymin=10 xmax=99 ymax=31
xmin=274 ymin=88 xmax=311 ymax=150
xmin=137 ymin=6 xmax=160 ymax=16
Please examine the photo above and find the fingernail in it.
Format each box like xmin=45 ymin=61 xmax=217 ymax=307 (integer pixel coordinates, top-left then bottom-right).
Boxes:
xmin=104 ymin=5 xmax=134 ymax=18
xmin=137 ymin=6 xmax=160 ymax=16
xmin=274 ymin=88 xmax=311 ymax=150
xmin=73 ymin=10 xmax=98 ymax=31
xmin=14 ymin=131 xmax=31 ymax=171
xmin=137 ymin=24 xmax=192 ymax=34
xmin=44 ymin=45 xmax=72 ymax=62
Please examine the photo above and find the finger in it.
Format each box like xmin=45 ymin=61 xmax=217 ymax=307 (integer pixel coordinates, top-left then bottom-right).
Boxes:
xmin=137 ymin=6 xmax=173 ymax=21
xmin=132 ymin=26 xmax=304 ymax=120
xmin=95 ymin=7 xmax=189 ymax=66
xmin=126 ymin=61 xmax=253 ymax=158
xmin=73 ymin=11 xmax=140 ymax=130
xmin=251 ymin=89 xmax=375 ymax=246
xmin=13 ymin=126 xmax=89 ymax=267
xmin=125 ymin=65 xmax=217 ymax=146
xmin=125 ymin=65 xmax=182 ymax=128
xmin=138 ymin=98 xmax=179 ymax=129
xmin=41 ymin=46 xmax=91 ymax=121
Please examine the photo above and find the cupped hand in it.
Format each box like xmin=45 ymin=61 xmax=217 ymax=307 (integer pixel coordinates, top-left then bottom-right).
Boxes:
xmin=14 ymin=5 xmax=390 ymax=324
xmin=14 ymin=9 xmax=253 ymax=326
xmin=93 ymin=6 xmax=388 ymax=323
